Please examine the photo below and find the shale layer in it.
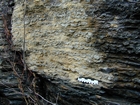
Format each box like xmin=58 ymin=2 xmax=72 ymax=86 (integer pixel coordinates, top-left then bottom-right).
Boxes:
xmin=1 ymin=0 xmax=140 ymax=105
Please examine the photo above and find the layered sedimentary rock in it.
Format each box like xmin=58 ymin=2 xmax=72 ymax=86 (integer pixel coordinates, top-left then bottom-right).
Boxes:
xmin=12 ymin=0 xmax=140 ymax=105
xmin=0 ymin=1 xmax=44 ymax=105
xmin=0 ymin=0 xmax=26 ymax=104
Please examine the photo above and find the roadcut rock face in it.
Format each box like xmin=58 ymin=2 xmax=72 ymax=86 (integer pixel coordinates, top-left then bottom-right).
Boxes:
xmin=12 ymin=0 xmax=140 ymax=104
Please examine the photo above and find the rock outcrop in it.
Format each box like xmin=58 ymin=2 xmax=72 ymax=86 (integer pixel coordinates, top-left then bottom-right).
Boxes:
xmin=12 ymin=0 xmax=140 ymax=105
xmin=0 ymin=0 xmax=26 ymax=104
xmin=0 ymin=1 xmax=44 ymax=105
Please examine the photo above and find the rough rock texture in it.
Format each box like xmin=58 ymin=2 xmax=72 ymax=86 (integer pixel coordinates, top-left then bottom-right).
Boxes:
xmin=12 ymin=0 xmax=140 ymax=105
xmin=0 ymin=1 xmax=44 ymax=105
xmin=0 ymin=0 xmax=26 ymax=104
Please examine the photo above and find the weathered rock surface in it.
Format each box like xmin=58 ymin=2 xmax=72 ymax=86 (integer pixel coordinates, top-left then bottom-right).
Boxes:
xmin=12 ymin=0 xmax=140 ymax=105
xmin=0 ymin=0 xmax=26 ymax=104
xmin=0 ymin=0 xmax=40 ymax=105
